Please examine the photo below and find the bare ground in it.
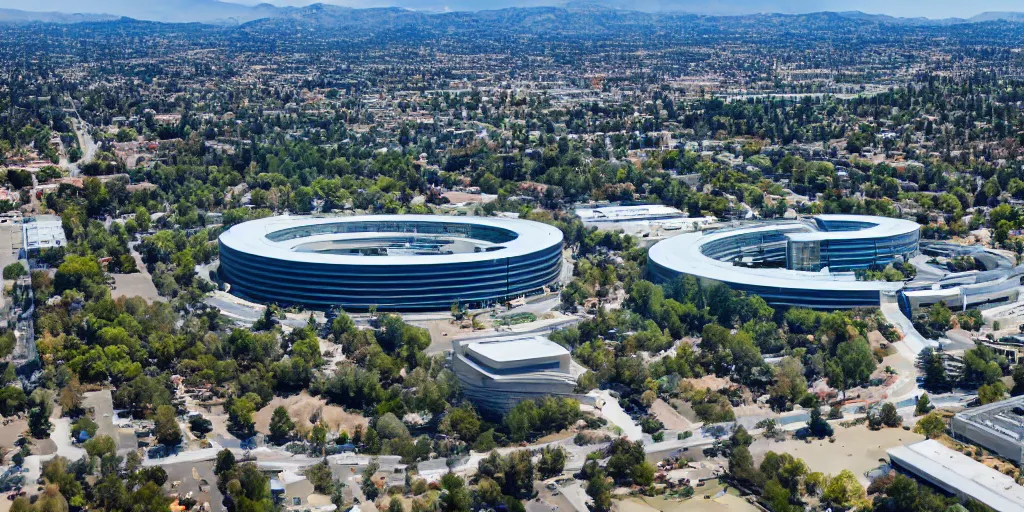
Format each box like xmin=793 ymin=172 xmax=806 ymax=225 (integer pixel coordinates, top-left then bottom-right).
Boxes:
xmin=616 ymin=482 xmax=757 ymax=512
xmin=111 ymin=272 xmax=163 ymax=302
xmin=254 ymin=392 xmax=368 ymax=436
xmin=425 ymin=319 xmax=474 ymax=355
xmin=680 ymin=375 xmax=734 ymax=392
xmin=749 ymin=424 xmax=924 ymax=486
xmin=650 ymin=399 xmax=693 ymax=431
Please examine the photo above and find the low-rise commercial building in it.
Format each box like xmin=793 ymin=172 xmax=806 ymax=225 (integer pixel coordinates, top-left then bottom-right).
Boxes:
xmin=575 ymin=204 xmax=685 ymax=223
xmin=451 ymin=334 xmax=583 ymax=415
xmin=950 ymin=396 xmax=1024 ymax=464
xmin=22 ymin=214 xmax=66 ymax=254
xmin=887 ymin=440 xmax=1024 ymax=512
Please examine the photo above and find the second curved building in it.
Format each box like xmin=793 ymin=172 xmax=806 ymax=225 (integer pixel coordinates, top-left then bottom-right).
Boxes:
xmin=648 ymin=214 xmax=921 ymax=310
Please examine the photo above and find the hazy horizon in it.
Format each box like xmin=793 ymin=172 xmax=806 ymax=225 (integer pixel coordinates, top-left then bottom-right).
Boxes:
xmin=5 ymin=0 xmax=1024 ymax=19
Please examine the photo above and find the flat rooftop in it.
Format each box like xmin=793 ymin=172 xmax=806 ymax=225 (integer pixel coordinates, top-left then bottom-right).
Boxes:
xmin=649 ymin=221 xmax=907 ymax=292
xmin=575 ymin=204 xmax=683 ymax=221
xmin=888 ymin=440 xmax=1024 ymax=512
xmin=786 ymin=214 xmax=921 ymax=242
xmin=464 ymin=334 xmax=568 ymax=363
xmin=218 ymin=214 xmax=563 ymax=266
xmin=953 ymin=395 xmax=1024 ymax=443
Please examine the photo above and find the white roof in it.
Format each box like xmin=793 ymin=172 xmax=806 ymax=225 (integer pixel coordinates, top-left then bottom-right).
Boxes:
xmin=23 ymin=215 xmax=67 ymax=250
xmin=888 ymin=440 xmax=1024 ymax=512
xmin=218 ymin=214 xmax=563 ymax=266
xmin=575 ymin=204 xmax=682 ymax=220
xmin=648 ymin=218 xmax=906 ymax=292
xmin=786 ymin=214 xmax=920 ymax=242
xmin=465 ymin=334 xmax=569 ymax=364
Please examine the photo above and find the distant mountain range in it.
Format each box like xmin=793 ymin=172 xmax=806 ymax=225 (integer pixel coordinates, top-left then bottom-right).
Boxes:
xmin=0 ymin=8 xmax=118 ymax=23
xmin=0 ymin=0 xmax=294 ymax=25
xmin=3 ymin=0 xmax=1024 ymax=26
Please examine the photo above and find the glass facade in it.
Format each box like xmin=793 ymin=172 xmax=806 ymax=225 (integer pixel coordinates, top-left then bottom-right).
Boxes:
xmin=648 ymin=257 xmax=886 ymax=310
xmin=267 ymin=220 xmax=517 ymax=244
xmin=219 ymin=235 xmax=563 ymax=311
xmin=787 ymin=241 xmax=822 ymax=271
xmin=650 ymin=216 xmax=921 ymax=310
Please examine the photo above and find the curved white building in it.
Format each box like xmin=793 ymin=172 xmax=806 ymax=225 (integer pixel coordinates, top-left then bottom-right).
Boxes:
xmin=218 ymin=215 xmax=563 ymax=311
xmin=451 ymin=334 xmax=582 ymax=415
xmin=648 ymin=214 xmax=921 ymax=309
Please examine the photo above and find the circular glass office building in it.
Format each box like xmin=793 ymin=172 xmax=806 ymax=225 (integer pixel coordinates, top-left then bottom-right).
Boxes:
xmin=648 ymin=214 xmax=921 ymax=310
xmin=218 ymin=215 xmax=564 ymax=311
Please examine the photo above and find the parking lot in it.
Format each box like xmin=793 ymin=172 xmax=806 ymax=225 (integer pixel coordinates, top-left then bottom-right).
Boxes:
xmin=82 ymin=390 xmax=138 ymax=452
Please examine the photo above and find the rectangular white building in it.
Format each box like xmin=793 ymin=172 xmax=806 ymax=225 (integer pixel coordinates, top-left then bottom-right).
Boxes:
xmin=887 ymin=439 xmax=1024 ymax=512
xmin=22 ymin=215 xmax=66 ymax=252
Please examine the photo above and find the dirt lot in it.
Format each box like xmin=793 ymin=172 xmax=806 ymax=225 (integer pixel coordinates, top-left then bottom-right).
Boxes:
xmin=651 ymin=399 xmax=694 ymax=431
xmin=111 ymin=272 xmax=164 ymax=302
xmin=681 ymin=375 xmax=735 ymax=392
xmin=749 ymin=424 xmax=924 ymax=485
xmin=110 ymin=249 xmax=163 ymax=302
xmin=616 ymin=480 xmax=758 ymax=512
xmin=254 ymin=392 xmax=368 ymax=436
xmin=441 ymin=191 xmax=496 ymax=204
xmin=424 ymin=319 xmax=474 ymax=355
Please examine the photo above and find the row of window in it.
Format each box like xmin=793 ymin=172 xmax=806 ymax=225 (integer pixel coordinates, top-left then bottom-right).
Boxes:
xmin=265 ymin=220 xmax=518 ymax=244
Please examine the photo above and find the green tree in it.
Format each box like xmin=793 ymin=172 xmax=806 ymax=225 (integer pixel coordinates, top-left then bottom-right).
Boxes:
xmin=538 ymin=446 xmax=567 ymax=478
xmin=585 ymin=469 xmax=612 ymax=512
xmin=879 ymin=402 xmax=902 ymax=428
xmin=822 ymin=470 xmax=866 ymax=510
xmin=84 ymin=435 xmax=117 ymax=458
xmin=305 ymin=460 xmax=334 ymax=494
xmin=914 ymin=411 xmax=947 ymax=439
xmin=28 ymin=389 xmax=54 ymax=438
xmin=977 ymin=382 xmax=1007 ymax=405
xmin=268 ymin=406 xmax=295 ymax=445
xmin=439 ymin=472 xmax=470 ymax=512
xmin=214 ymin=449 xmax=236 ymax=475
xmin=503 ymin=450 xmax=535 ymax=498
xmin=915 ymin=394 xmax=933 ymax=416
xmin=0 ymin=386 xmax=27 ymax=416
xmin=227 ymin=396 xmax=257 ymax=438
xmin=1013 ymin=363 xmax=1024 ymax=396
xmin=879 ymin=473 xmax=919 ymax=511
xmin=921 ymin=349 xmax=950 ymax=392
xmin=361 ymin=459 xmax=380 ymax=501
xmin=440 ymin=404 xmax=481 ymax=442
xmin=836 ymin=337 xmax=876 ymax=388
xmin=154 ymin=405 xmax=182 ymax=446
xmin=54 ymin=254 xmax=104 ymax=295
xmin=3 ymin=262 xmax=26 ymax=280
xmin=473 ymin=429 xmax=497 ymax=452
xmin=58 ymin=376 xmax=84 ymax=416
xmin=331 ymin=311 xmax=356 ymax=339
xmin=807 ymin=406 xmax=834 ymax=438
xmin=189 ymin=415 xmax=213 ymax=437
xmin=309 ymin=422 xmax=329 ymax=455
xmin=728 ymin=444 xmax=758 ymax=485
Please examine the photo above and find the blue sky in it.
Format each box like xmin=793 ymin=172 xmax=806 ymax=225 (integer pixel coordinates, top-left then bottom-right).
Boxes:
xmin=219 ymin=0 xmax=1024 ymax=18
